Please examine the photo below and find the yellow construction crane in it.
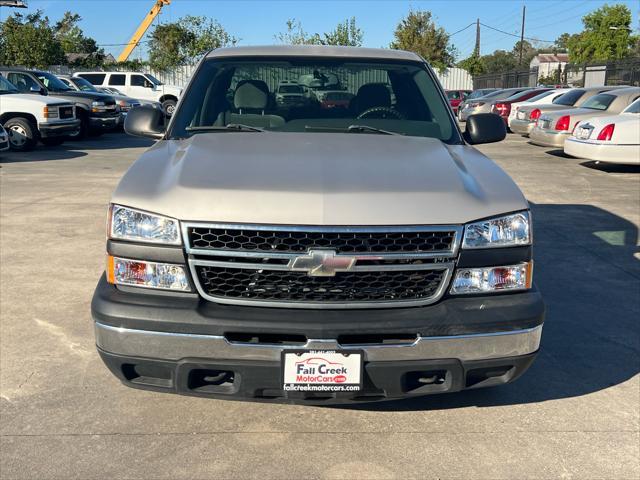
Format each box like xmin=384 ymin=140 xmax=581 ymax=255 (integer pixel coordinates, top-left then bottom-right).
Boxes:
xmin=117 ymin=0 xmax=171 ymax=62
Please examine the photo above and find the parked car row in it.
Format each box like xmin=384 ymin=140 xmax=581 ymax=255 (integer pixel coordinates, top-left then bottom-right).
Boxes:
xmin=458 ymin=85 xmax=640 ymax=165
xmin=0 ymin=67 xmax=168 ymax=151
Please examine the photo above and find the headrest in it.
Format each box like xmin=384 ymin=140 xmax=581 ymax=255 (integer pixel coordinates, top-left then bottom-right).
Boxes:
xmin=234 ymin=80 xmax=269 ymax=110
xmin=354 ymin=83 xmax=391 ymax=112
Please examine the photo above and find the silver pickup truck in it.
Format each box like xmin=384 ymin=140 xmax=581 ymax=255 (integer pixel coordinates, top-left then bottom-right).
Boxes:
xmin=92 ymin=46 xmax=544 ymax=403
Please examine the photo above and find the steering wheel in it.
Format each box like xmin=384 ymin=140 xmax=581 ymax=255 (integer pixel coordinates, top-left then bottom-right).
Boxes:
xmin=356 ymin=107 xmax=405 ymax=120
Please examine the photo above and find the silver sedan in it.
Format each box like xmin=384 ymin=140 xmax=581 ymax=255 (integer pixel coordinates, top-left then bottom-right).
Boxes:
xmin=529 ymin=87 xmax=640 ymax=148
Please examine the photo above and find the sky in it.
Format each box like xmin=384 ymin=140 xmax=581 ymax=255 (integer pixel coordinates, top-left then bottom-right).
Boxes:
xmin=2 ymin=0 xmax=638 ymax=61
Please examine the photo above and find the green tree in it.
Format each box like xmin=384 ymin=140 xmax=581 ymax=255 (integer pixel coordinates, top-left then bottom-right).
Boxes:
xmin=53 ymin=11 xmax=105 ymax=67
xmin=323 ymin=17 xmax=363 ymax=46
xmin=275 ymin=17 xmax=363 ymax=46
xmin=54 ymin=12 xmax=96 ymax=54
xmin=512 ymin=40 xmax=538 ymax=67
xmin=480 ymin=50 xmax=517 ymax=73
xmin=275 ymin=19 xmax=321 ymax=45
xmin=148 ymin=23 xmax=194 ymax=71
xmin=567 ymin=4 xmax=637 ymax=63
xmin=457 ymin=54 xmax=486 ymax=76
xmin=389 ymin=10 xmax=456 ymax=70
xmin=554 ymin=33 xmax=573 ymax=52
xmin=178 ymin=16 xmax=238 ymax=62
xmin=0 ymin=11 xmax=65 ymax=68
xmin=148 ymin=16 xmax=237 ymax=71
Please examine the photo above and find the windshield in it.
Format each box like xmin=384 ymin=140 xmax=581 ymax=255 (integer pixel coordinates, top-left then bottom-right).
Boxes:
xmin=72 ymin=77 xmax=99 ymax=92
xmin=145 ymin=74 xmax=163 ymax=86
xmin=554 ymin=89 xmax=583 ymax=106
xmin=0 ymin=76 xmax=19 ymax=94
xmin=623 ymin=98 xmax=640 ymax=113
xmin=581 ymin=93 xmax=615 ymax=110
xmin=170 ymin=58 xmax=458 ymax=143
xmin=278 ymin=85 xmax=303 ymax=94
xmin=36 ymin=71 xmax=73 ymax=92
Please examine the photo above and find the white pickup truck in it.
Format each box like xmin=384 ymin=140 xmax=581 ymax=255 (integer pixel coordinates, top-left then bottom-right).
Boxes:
xmin=74 ymin=71 xmax=182 ymax=116
xmin=0 ymin=75 xmax=80 ymax=151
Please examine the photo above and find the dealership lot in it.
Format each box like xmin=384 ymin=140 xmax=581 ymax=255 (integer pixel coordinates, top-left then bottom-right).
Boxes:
xmin=1 ymin=133 xmax=638 ymax=478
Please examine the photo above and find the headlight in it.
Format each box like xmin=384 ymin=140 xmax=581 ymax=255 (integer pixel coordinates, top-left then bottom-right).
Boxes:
xmin=109 ymin=204 xmax=181 ymax=245
xmin=43 ymin=106 xmax=59 ymax=118
xmin=463 ymin=212 xmax=530 ymax=249
xmin=91 ymin=101 xmax=107 ymax=113
xmin=450 ymin=262 xmax=533 ymax=294
xmin=107 ymin=256 xmax=190 ymax=291
xmin=118 ymin=100 xmax=132 ymax=112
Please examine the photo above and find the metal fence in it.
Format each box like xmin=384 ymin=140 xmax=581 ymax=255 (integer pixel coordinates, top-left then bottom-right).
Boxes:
xmin=472 ymin=68 xmax=538 ymax=89
xmin=46 ymin=63 xmax=474 ymax=91
xmin=473 ymin=58 xmax=640 ymax=89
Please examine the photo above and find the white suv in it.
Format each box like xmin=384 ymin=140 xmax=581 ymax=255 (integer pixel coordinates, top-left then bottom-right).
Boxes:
xmin=74 ymin=72 xmax=182 ymax=116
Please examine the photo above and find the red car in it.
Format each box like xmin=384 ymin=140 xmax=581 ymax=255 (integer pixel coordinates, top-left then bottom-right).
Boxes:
xmin=446 ymin=90 xmax=471 ymax=114
xmin=490 ymin=88 xmax=552 ymax=126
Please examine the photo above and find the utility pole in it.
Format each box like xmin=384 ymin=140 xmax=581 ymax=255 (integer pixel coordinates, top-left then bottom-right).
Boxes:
xmin=518 ymin=5 xmax=526 ymax=66
xmin=474 ymin=18 xmax=481 ymax=56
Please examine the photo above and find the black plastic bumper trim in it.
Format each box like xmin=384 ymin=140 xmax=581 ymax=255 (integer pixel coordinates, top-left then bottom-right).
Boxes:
xmin=91 ymin=274 xmax=545 ymax=338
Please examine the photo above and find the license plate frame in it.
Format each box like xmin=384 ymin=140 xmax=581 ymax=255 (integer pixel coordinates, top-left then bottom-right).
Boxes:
xmin=282 ymin=350 xmax=363 ymax=393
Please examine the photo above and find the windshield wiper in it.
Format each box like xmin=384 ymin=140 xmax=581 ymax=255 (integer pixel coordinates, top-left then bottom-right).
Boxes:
xmin=304 ymin=125 xmax=401 ymax=135
xmin=347 ymin=124 xmax=400 ymax=135
xmin=185 ymin=124 xmax=265 ymax=133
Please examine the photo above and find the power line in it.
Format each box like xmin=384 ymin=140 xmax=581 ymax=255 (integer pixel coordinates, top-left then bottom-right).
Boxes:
xmin=480 ymin=22 xmax=555 ymax=43
xmin=449 ymin=22 xmax=475 ymax=37
xmin=97 ymin=40 xmax=150 ymax=47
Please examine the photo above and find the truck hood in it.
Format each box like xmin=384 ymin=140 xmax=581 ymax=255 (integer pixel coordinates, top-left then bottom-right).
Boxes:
xmin=1 ymin=92 xmax=72 ymax=106
xmin=56 ymin=90 xmax=114 ymax=102
xmin=113 ymin=133 xmax=528 ymax=225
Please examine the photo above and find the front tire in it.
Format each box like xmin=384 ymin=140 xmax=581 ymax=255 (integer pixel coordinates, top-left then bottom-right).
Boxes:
xmin=4 ymin=117 xmax=37 ymax=151
xmin=68 ymin=111 xmax=89 ymax=140
xmin=162 ymin=99 xmax=177 ymax=117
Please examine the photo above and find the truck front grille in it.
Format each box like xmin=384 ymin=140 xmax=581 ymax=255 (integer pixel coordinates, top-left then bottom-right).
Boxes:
xmin=59 ymin=105 xmax=74 ymax=119
xmin=184 ymin=223 xmax=461 ymax=309
xmin=195 ymin=266 xmax=447 ymax=304
xmin=188 ymin=226 xmax=456 ymax=254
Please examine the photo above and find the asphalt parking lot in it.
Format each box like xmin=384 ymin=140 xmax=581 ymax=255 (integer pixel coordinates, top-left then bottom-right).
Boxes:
xmin=1 ymin=132 xmax=639 ymax=479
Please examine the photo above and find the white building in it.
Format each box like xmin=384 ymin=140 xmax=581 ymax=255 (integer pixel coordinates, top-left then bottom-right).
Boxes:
xmin=530 ymin=53 xmax=569 ymax=78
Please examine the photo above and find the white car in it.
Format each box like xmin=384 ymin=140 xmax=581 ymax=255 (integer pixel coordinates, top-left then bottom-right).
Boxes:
xmin=0 ymin=75 xmax=80 ymax=151
xmin=0 ymin=124 xmax=9 ymax=152
xmin=73 ymin=71 xmax=182 ymax=116
xmin=564 ymin=98 xmax=640 ymax=165
xmin=508 ymin=88 xmax=573 ymax=129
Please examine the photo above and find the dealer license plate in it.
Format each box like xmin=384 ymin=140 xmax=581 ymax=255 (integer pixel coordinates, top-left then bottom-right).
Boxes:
xmin=282 ymin=350 xmax=362 ymax=392
xmin=517 ymin=111 xmax=526 ymax=120
xmin=577 ymin=127 xmax=591 ymax=139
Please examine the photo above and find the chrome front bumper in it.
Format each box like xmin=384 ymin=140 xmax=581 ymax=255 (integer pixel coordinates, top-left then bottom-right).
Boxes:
xmin=95 ymin=321 xmax=543 ymax=363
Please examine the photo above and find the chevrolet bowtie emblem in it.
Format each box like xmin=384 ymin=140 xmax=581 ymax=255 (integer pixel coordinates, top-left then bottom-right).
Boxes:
xmin=289 ymin=249 xmax=356 ymax=277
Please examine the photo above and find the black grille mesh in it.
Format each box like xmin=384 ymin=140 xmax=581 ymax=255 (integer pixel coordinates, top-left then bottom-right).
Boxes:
xmin=195 ymin=266 xmax=447 ymax=303
xmin=189 ymin=227 xmax=456 ymax=254
xmin=59 ymin=106 xmax=74 ymax=119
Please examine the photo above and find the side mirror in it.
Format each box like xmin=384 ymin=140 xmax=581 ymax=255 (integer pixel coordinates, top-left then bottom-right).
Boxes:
xmin=144 ymin=81 xmax=154 ymax=88
xmin=30 ymin=85 xmax=47 ymax=95
xmin=124 ymin=105 xmax=165 ymax=139
xmin=464 ymin=113 xmax=507 ymax=145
